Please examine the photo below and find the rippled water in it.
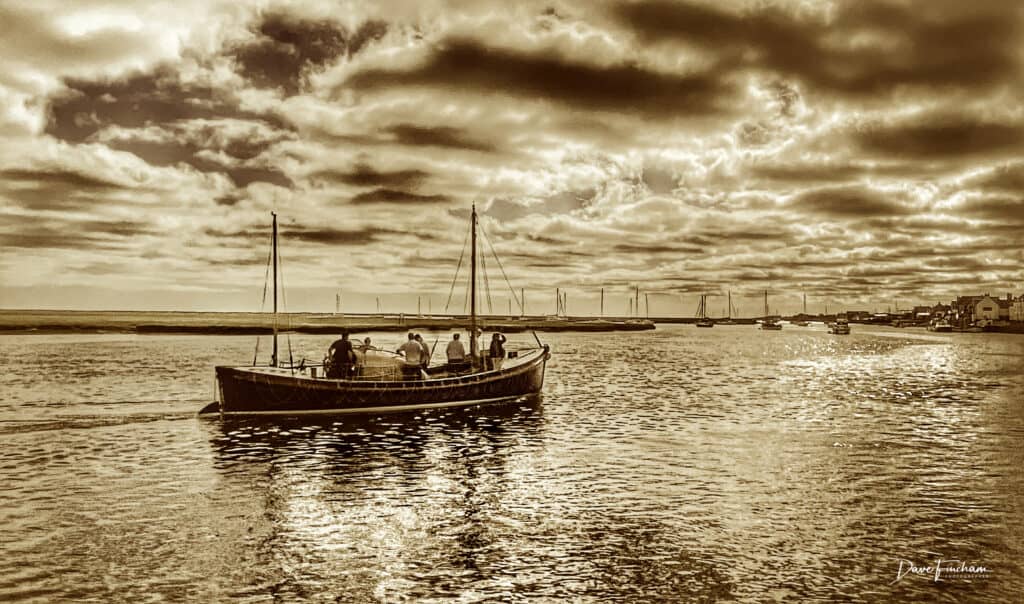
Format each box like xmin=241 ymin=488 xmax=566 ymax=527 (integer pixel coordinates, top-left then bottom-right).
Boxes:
xmin=1 ymin=325 xmax=1022 ymax=602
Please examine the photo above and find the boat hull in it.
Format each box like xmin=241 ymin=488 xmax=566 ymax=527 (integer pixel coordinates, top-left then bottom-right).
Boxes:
xmin=210 ymin=347 xmax=549 ymax=415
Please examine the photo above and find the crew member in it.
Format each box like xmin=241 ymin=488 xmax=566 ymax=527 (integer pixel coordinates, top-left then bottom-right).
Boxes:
xmin=327 ymin=331 xmax=356 ymax=378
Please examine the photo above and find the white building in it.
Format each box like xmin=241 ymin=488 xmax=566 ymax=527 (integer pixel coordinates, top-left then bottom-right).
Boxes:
xmin=974 ymin=296 xmax=1000 ymax=321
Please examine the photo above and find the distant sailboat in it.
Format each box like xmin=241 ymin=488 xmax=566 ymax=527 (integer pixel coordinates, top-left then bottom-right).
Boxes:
xmin=695 ymin=294 xmax=714 ymax=328
xmin=760 ymin=290 xmax=782 ymax=330
xmin=719 ymin=291 xmax=737 ymax=324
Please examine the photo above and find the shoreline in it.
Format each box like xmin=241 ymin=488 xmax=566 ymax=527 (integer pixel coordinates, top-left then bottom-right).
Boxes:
xmin=0 ymin=310 xmax=657 ymax=335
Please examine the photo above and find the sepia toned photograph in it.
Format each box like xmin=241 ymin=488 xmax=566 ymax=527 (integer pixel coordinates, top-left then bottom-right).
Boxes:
xmin=1 ymin=0 xmax=1022 ymax=601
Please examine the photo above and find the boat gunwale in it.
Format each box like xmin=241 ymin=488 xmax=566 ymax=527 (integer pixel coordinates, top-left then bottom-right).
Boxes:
xmin=217 ymin=346 xmax=549 ymax=391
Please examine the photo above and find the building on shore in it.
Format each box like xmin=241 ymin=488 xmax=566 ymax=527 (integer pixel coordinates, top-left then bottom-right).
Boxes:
xmin=950 ymin=293 xmax=1018 ymax=325
xmin=1011 ymin=297 xmax=1024 ymax=322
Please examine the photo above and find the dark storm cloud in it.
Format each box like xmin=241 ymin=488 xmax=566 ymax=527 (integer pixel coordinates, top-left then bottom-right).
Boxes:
xmin=343 ymin=38 xmax=731 ymax=117
xmin=613 ymin=0 xmax=1022 ymax=95
xmin=974 ymin=162 xmax=1024 ymax=192
xmin=614 ymin=243 xmax=703 ymax=254
xmin=0 ymin=166 xmax=141 ymax=211
xmin=788 ymin=185 xmax=911 ymax=218
xmin=231 ymin=14 xmax=387 ymax=95
xmin=309 ymin=164 xmax=429 ymax=188
xmin=46 ymin=68 xmax=290 ymax=144
xmin=0 ymin=216 xmax=154 ymax=250
xmin=854 ymin=114 xmax=1024 ymax=159
xmin=203 ymin=224 xmax=404 ymax=246
xmin=387 ymin=124 xmax=496 ymax=153
xmin=349 ymin=188 xmax=450 ymax=204
xmin=186 ymin=155 xmax=292 ymax=189
xmin=44 ymin=68 xmax=294 ymax=189
xmin=103 ymin=139 xmax=291 ymax=188
xmin=284 ymin=225 xmax=404 ymax=245
xmin=955 ymin=197 xmax=1024 ymax=223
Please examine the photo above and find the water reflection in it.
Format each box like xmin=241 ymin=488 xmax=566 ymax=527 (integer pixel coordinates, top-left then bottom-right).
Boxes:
xmin=1 ymin=329 xmax=1022 ymax=601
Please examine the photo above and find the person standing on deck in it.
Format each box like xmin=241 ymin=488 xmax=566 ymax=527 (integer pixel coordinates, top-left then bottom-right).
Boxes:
xmin=446 ymin=333 xmax=467 ymax=371
xmin=327 ymin=331 xmax=356 ymax=378
xmin=397 ymin=332 xmax=424 ymax=379
xmin=414 ymin=334 xmax=430 ymax=370
xmin=488 ymin=332 xmax=507 ymax=371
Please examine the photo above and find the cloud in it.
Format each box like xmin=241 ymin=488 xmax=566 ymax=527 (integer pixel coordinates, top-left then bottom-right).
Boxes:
xmin=0 ymin=166 xmax=142 ymax=211
xmin=230 ymin=13 xmax=387 ymax=95
xmin=309 ymin=164 xmax=429 ymax=189
xmin=341 ymin=37 xmax=733 ymax=118
xmin=787 ymin=185 xmax=913 ymax=218
xmin=349 ymin=188 xmax=450 ymax=204
xmin=386 ymin=124 xmax=496 ymax=153
xmin=0 ymin=214 xmax=156 ymax=250
xmin=854 ymin=114 xmax=1024 ymax=159
xmin=612 ymin=0 xmax=1023 ymax=96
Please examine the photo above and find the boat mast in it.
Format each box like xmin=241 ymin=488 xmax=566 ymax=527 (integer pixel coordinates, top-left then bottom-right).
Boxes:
xmin=728 ymin=291 xmax=732 ymax=319
xmin=271 ymin=211 xmax=278 ymax=367
xmin=470 ymin=204 xmax=478 ymax=360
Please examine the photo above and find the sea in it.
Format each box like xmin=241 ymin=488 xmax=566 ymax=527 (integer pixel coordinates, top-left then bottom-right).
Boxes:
xmin=1 ymin=324 xmax=1022 ymax=603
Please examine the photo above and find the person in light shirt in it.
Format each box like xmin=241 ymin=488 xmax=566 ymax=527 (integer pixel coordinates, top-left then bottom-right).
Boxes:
xmin=446 ymin=332 xmax=467 ymax=372
xmin=397 ymin=333 xmax=424 ymax=379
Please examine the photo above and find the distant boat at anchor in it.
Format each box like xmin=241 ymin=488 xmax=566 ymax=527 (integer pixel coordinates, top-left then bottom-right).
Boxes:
xmin=760 ymin=291 xmax=782 ymax=330
xmin=695 ymin=294 xmax=714 ymax=328
xmin=828 ymin=318 xmax=850 ymax=334
xmin=718 ymin=291 xmax=737 ymax=324
xmin=203 ymin=206 xmax=550 ymax=416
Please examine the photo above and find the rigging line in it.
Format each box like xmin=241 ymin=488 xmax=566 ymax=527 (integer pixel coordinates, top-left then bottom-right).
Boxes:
xmin=253 ymin=227 xmax=274 ymax=366
xmin=463 ymin=262 xmax=471 ymax=316
xmin=480 ymin=227 xmax=523 ymax=313
xmin=480 ymin=246 xmax=493 ymax=314
xmin=443 ymin=221 xmax=471 ymax=313
xmin=277 ymin=228 xmax=294 ymax=374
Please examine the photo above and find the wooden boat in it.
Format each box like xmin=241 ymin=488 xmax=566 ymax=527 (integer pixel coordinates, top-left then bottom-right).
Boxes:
xmin=202 ymin=206 xmax=550 ymax=416
xmin=695 ymin=294 xmax=714 ymax=327
xmin=760 ymin=290 xmax=782 ymax=330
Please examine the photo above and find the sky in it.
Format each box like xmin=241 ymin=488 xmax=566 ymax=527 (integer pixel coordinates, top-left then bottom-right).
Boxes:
xmin=1 ymin=0 xmax=1022 ymax=317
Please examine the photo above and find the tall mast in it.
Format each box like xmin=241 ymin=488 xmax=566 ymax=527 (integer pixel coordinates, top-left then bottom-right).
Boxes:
xmin=600 ymin=287 xmax=604 ymax=317
xmin=470 ymin=204 xmax=478 ymax=360
xmin=728 ymin=291 xmax=732 ymax=319
xmin=764 ymin=290 xmax=768 ymax=317
xmin=271 ymin=212 xmax=278 ymax=367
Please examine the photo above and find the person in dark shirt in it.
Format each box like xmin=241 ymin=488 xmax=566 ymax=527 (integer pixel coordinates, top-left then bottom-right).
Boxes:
xmin=488 ymin=332 xmax=507 ymax=370
xmin=327 ymin=331 xmax=356 ymax=378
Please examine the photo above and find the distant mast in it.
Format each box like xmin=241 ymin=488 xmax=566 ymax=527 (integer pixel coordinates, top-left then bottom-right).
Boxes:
xmin=470 ymin=204 xmax=478 ymax=360
xmin=271 ymin=212 xmax=278 ymax=368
